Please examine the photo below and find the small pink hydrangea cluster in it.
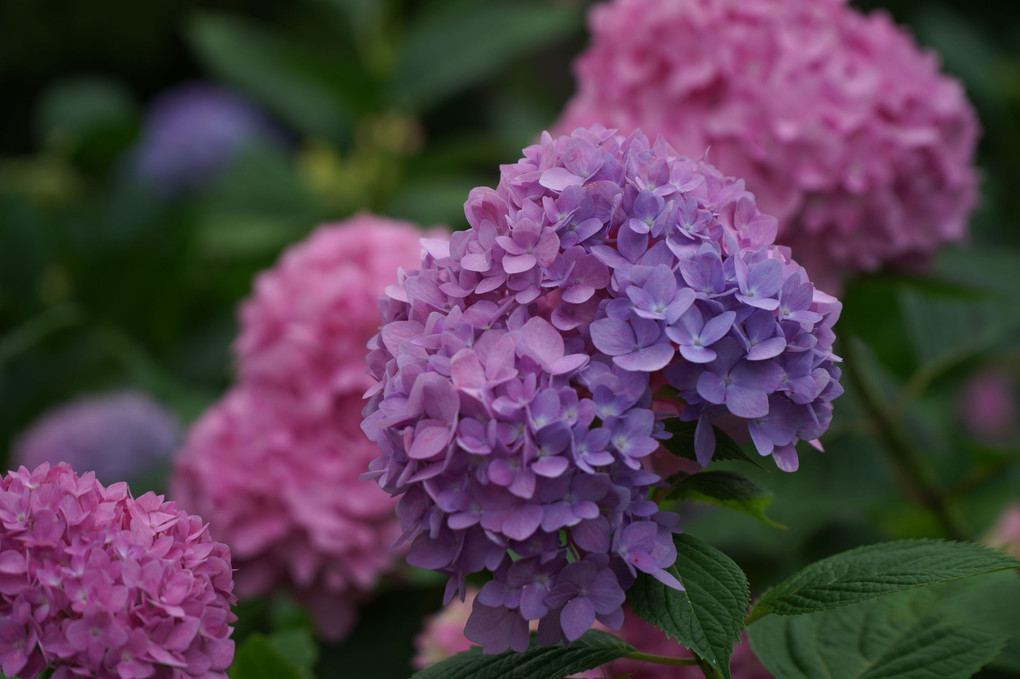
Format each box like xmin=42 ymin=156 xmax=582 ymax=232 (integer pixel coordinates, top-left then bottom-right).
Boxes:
xmin=557 ymin=0 xmax=979 ymax=291
xmin=172 ymin=214 xmax=431 ymax=640
xmin=0 ymin=463 xmax=235 ymax=679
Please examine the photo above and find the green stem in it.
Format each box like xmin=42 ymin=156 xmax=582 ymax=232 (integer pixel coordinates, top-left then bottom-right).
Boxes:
xmin=697 ymin=657 xmax=726 ymax=679
xmin=625 ymin=651 xmax=699 ymax=667
xmin=742 ymin=606 xmax=769 ymax=627
xmin=841 ymin=339 xmax=969 ymax=540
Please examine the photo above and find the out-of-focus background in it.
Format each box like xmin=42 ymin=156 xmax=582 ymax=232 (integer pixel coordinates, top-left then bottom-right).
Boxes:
xmin=1 ymin=0 xmax=1018 ymax=676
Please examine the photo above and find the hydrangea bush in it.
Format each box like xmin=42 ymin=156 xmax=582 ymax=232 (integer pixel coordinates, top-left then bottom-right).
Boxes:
xmin=556 ymin=0 xmax=979 ymax=291
xmin=0 ymin=463 xmax=236 ymax=679
xmin=362 ymin=126 xmax=842 ymax=653
xmin=172 ymin=215 xmax=432 ymax=640
xmin=12 ymin=391 xmax=180 ymax=485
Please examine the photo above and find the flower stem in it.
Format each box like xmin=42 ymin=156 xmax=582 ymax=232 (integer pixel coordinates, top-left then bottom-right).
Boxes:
xmin=626 ymin=650 xmax=700 ymax=666
xmin=841 ymin=338 xmax=969 ymax=540
xmin=742 ymin=606 xmax=769 ymax=627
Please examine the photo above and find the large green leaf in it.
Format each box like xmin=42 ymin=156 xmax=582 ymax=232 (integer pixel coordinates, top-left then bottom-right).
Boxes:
xmin=749 ymin=540 xmax=1020 ymax=619
xmin=748 ymin=575 xmax=1019 ymax=679
xmin=410 ymin=630 xmax=634 ymax=679
xmin=667 ymin=471 xmax=784 ymax=529
xmin=628 ymin=534 xmax=749 ymax=679
xmin=188 ymin=13 xmax=352 ymax=139
xmin=661 ymin=419 xmax=767 ymax=470
xmin=391 ymin=1 xmax=581 ymax=112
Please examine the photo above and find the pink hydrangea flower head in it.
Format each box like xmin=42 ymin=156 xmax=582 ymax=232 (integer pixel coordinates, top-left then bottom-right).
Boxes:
xmin=362 ymin=126 xmax=841 ymax=653
xmin=556 ymin=0 xmax=979 ymax=292
xmin=236 ymin=213 xmax=436 ymax=418
xmin=0 ymin=463 xmax=236 ymax=679
xmin=12 ymin=391 xmax=180 ymax=484
xmin=171 ymin=386 xmax=403 ymax=641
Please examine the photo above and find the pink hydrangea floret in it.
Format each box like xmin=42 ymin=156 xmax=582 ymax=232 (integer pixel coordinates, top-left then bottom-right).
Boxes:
xmin=556 ymin=0 xmax=979 ymax=291
xmin=0 ymin=463 xmax=236 ymax=679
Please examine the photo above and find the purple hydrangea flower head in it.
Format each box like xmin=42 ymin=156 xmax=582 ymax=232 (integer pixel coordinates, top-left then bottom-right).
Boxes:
xmin=556 ymin=0 xmax=980 ymax=293
xmin=134 ymin=82 xmax=281 ymax=195
xmin=0 ymin=463 xmax=236 ymax=679
xmin=12 ymin=391 xmax=180 ymax=484
xmin=362 ymin=126 xmax=841 ymax=652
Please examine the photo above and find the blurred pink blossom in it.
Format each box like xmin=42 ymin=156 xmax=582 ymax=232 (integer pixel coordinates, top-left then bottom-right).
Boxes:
xmin=173 ymin=214 xmax=436 ymax=640
xmin=960 ymin=371 xmax=1017 ymax=444
xmin=236 ymin=213 xmax=439 ymax=418
xmin=556 ymin=0 xmax=979 ymax=292
xmin=985 ymin=504 xmax=1020 ymax=560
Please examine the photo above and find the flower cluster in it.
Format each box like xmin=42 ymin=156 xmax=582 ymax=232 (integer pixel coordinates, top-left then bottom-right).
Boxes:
xmin=362 ymin=127 xmax=841 ymax=652
xmin=172 ymin=215 xmax=430 ymax=640
xmin=0 ymin=463 xmax=235 ymax=679
xmin=556 ymin=0 xmax=979 ymax=292
xmin=134 ymin=82 xmax=281 ymax=195
xmin=13 ymin=391 xmax=180 ymax=485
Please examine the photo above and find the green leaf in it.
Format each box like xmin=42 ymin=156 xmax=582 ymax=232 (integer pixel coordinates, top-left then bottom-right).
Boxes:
xmin=267 ymin=628 xmax=318 ymax=673
xmin=35 ymin=76 xmax=137 ymax=147
xmin=410 ymin=630 xmax=634 ymax=679
xmin=229 ymin=633 xmax=305 ymax=679
xmin=661 ymin=419 xmax=767 ymax=470
xmin=667 ymin=471 xmax=784 ymax=529
xmin=627 ymin=534 xmax=749 ymax=679
xmin=391 ymin=1 xmax=581 ymax=112
xmin=749 ymin=540 xmax=1020 ymax=619
xmin=187 ymin=12 xmax=351 ymax=139
xmin=748 ymin=577 xmax=1015 ymax=679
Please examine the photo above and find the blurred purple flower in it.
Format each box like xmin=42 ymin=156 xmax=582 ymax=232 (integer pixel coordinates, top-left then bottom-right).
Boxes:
xmin=133 ymin=82 xmax=281 ymax=195
xmin=12 ymin=390 xmax=179 ymax=484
